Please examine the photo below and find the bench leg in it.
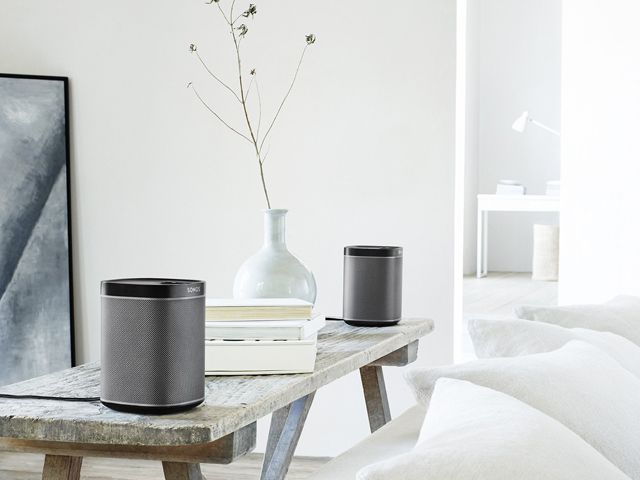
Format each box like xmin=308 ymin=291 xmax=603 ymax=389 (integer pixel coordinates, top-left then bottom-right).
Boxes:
xmin=162 ymin=462 xmax=206 ymax=479
xmin=42 ymin=454 xmax=82 ymax=480
xmin=360 ymin=365 xmax=391 ymax=433
xmin=260 ymin=392 xmax=315 ymax=480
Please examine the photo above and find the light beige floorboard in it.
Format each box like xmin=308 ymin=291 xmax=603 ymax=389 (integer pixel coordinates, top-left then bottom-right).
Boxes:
xmin=0 ymin=452 xmax=330 ymax=480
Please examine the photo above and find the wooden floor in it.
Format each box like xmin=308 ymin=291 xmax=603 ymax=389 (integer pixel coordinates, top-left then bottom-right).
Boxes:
xmin=461 ymin=272 xmax=558 ymax=359
xmin=0 ymin=452 xmax=330 ymax=479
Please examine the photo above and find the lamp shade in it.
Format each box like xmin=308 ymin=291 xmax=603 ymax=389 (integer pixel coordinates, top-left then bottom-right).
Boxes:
xmin=512 ymin=111 xmax=530 ymax=133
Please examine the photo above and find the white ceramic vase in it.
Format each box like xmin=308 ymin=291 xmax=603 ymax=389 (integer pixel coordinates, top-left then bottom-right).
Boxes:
xmin=233 ymin=209 xmax=317 ymax=303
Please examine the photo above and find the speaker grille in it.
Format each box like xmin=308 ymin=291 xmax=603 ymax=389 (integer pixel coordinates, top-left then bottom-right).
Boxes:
xmin=101 ymin=296 xmax=204 ymax=406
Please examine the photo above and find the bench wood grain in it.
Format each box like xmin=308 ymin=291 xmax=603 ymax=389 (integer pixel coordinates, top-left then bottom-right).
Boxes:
xmin=0 ymin=318 xmax=433 ymax=479
xmin=162 ymin=461 xmax=206 ymax=480
xmin=360 ymin=366 xmax=391 ymax=433
xmin=261 ymin=393 xmax=315 ymax=480
xmin=42 ymin=455 xmax=82 ymax=480
xmin=0 ymin=319 xmax=432 ymax=447
xmin=0 ymin=421 xmax=256 ymax=464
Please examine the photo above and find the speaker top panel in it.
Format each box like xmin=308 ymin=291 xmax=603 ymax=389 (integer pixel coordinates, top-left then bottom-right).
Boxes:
xmin=101 ymin=278 xmax=206 ymax=299
xmin=344 ymin=246 xmax=403 ymax=258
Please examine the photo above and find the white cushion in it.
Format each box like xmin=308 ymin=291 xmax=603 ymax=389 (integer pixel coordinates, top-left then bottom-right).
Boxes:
xmin=468 ymin=317 xmax=640 ymax=377
xmin=307 ymin=405 xmax=425 ymax=480
xmin=358 ymin=379 xmax=630 ymax=480
xmin=515 ymin=295 xmax=640 ymax=345
xmin=404 ymin=341 xmax=640 ymax=478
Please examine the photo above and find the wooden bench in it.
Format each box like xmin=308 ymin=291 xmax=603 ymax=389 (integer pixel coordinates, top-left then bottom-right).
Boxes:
xmin=0 ymin=318 xmax=434 ymax=480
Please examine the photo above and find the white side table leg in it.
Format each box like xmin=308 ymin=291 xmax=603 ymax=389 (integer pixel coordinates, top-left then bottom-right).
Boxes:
xmin=482 ymin=210 xmax=488 ymax=277
xmin=477 ymin=208 xmax=484 ymax=277
xmin=477 ymin=208 xmax=488 ymax=278
xmin=477 ymin=208 xmax=482 ymax=278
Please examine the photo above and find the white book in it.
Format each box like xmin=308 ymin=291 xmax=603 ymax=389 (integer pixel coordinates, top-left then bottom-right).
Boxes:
xmin=205 ymin=298 xmax=313 ymax=321
xmin=496 ymin=184 xmax=526 ymax=195
xmin=205 ymin=315 xmax=326 ymax=341
xmin=204 ymin=336 xmax=317 ymax=375
xmin=206 ymin=298 xmax=312 ymax=308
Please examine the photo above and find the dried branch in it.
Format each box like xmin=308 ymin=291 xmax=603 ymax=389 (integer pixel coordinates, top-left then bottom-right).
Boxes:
xmin=229 ymin=0 xmax=238 ymax=25
xmin=232 ymin=12 xmax=244 ymax=24
xmin=213 ymin=0 xmax=231 ymax=24
xmin=259 ymin=43 xmax=310 ymax=154
xmin=255 ymin=76 xmax=263 ymax=141
xmin=244 ymin=70 xmax=262 ymax=138
xmin=245 ymin=73 xmax=255 ymax=102
xmin=228 ymin=8 xmax=272 ymax=208
xmin=260 ymin=143 xmax=271 ymax=166
xmin=187 ymin=82 xmax=252 ymax=143
xmin=191 ymin=47 xmax=242 ymax=103
xmin=193 ymin=1 xmax=315 ymax=208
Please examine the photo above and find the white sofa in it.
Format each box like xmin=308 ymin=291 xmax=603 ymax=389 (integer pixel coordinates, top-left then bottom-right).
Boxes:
xmin=309 ymin=296 xmax=640 ymax=480
xmin=308 ymin=406 xmax=424 ymax=480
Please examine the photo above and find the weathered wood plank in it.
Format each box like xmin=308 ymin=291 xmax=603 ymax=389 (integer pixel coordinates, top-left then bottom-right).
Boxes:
xmin=162 ymin=462 xmax=205 ymax=480
xmin=41 ymin=455 xmax=82 ymax=480
xmin=369 ymin=341 xmax=418 ymax=366
xmin=0 ymin=319 xmax=433 ymax=446
xmin=261 ymin=393 xmax=315 ymax=480
xmin=0 ymin=422 xmax=256 ymax=464
xmin=359 ymin=366 xmax=391 ymax=433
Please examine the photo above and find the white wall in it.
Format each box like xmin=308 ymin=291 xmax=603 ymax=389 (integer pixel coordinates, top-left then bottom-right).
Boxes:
xmin=560 ymin=0 xmax=640 ymax=303
xmin=462 ymin=0 xmax=481 ymax=276
xmin=0 ymin=0 xmax=456 ymax=456
xmin=463 ymin=0 xmax=561 ymax=274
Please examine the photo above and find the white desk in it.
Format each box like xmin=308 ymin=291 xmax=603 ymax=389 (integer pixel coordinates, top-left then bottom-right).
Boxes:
xmin=476 ymin=194 xmax=560 ymax=278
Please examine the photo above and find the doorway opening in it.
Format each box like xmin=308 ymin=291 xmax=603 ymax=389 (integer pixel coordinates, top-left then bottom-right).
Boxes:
xmin=455 ymin=0 xmax=561 ymax=361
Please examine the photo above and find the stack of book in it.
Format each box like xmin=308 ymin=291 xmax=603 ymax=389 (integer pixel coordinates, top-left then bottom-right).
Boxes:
xmin=204 ymin=298 xmax=325 ymax=375
xmin=496 ymin=180 xmax=526 ymax=195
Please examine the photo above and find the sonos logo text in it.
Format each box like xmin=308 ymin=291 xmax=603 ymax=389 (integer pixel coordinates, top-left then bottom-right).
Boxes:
xmin=187 ymin=286 xmax=201 ymax=294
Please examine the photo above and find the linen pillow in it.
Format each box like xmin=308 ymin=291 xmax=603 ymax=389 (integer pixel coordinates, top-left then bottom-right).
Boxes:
xmin=515 ymin=295 xmax=640 ymax=345
xmin=468 ymin=317 xmax=640 ymax=377
xmin=357 ymin=378 xmax=630 ymax=480
xmin=404 ymin=341 xmax=640 ymax=478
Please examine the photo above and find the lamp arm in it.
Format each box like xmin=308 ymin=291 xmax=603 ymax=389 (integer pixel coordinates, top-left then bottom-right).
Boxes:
xmin=530 ymin=118 xmax=560 ymax=137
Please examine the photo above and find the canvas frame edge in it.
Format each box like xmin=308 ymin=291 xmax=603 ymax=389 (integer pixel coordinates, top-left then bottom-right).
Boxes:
xmin=0 ymin=72 xmax=75 ymax=367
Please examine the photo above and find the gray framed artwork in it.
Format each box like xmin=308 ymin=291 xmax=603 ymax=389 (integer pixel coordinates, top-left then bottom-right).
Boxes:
xmin=0 ymin=74 xmax=74 ymax=386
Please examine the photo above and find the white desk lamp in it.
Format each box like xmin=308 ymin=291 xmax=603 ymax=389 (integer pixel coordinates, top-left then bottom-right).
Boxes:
xmin=512 ymin=110 xmax=560 ymax=137
xmin=511 ymin=111 xmax=561 ymax=196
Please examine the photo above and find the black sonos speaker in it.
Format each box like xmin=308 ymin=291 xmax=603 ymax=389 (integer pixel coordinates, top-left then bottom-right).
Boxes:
xmin=343 ymin=246 xmax=403 ymax=327
xmin=100 ymin=278 xmax=205 ymax=414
